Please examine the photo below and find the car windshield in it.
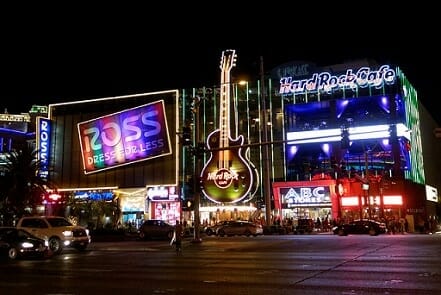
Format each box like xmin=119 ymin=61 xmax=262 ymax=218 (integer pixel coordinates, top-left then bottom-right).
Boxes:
xmin=46 ymin=217 xmax=73 ymax=227
xmin=0 ymin=228 xmax=32 ymax=239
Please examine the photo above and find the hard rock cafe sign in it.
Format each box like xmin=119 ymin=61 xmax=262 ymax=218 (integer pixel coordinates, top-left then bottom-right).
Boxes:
xmin=279 ymin=64 xmax=396 ymax=95
xmin=199 ymin=50 xmax=258 ymax=203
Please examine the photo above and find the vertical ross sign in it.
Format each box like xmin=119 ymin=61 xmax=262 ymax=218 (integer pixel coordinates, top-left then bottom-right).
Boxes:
xmin=77 ymin=100 xmax=171 ymax=174
xmin=37 ymin=117 xmax=51 ymax=179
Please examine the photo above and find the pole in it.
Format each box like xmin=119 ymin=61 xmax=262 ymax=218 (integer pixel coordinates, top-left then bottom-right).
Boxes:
xmin=260 ymin=56 xmax=272 ymax=226
xmin=192 ymin=97 xmax=202 ymax=243
xmin=364 ymin=151 xmax=371 ymax=219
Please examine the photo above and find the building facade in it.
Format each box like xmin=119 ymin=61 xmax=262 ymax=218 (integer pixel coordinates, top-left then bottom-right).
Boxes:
xmin=178 ymin=58 xmax=440 ymax=231
xmin=4 ymin=57 xmax=440 ymax=232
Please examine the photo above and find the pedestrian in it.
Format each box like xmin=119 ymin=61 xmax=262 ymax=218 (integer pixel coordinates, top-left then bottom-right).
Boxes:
xmin=174 ymin=220 xmax=183 ymax=254
xmin=399 ymin=217 xmax=406 ymax=234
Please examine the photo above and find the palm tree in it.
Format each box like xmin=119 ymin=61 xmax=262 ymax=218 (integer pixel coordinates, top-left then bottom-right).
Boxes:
xmin=0 ymin=143 xmax=55 ymax=225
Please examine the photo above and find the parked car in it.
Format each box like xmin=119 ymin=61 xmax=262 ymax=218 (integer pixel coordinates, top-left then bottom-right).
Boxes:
xmin=204 ymin=221 xmax=234 ymax=236
xmin=216 ymin=221 xmax=263 ymax=237
xmin=332 ymin=219 xmax=387 ymax=236
xmin=138 ymin=219 xmax=175 ymax=240
xmin=0 ymin=227 xmax=51 ymax=260
xmin=16 ymin=216 xmax=91 ymax=254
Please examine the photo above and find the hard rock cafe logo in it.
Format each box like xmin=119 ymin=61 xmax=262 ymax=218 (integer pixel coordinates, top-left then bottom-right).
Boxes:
xmin=206 ymin=168 xmax=239 ymax=189
xmin=279 ymin=64 xmax=396 ymax=95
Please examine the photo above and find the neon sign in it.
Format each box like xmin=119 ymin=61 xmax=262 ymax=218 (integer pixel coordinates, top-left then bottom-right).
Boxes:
xmin=281 ymin=186 xmax=331 ymax=205
xmin=147 ymin=186 xmax=179 ymax=201
xmin=37 ymin=117 xmax=51 ymax=179
xmin=200 ymin=49 xmax=259 ymax=203
xmin=77 ymin=100 xmax=172 ymax=174
xmin=279 ymin=65 xmax=396 ymax=95
xmin=286 ymin=123 xmax=411 ymax=145
xmin=74 ymin=191 xmax=113 ymax=201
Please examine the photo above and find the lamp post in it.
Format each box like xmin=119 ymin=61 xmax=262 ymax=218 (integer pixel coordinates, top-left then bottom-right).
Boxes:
xmin=192 ymin=96 xmax=202 ymax=243
xmin=260 ymin=56 xmax=272 ymax=226
xmin=363 ymin=151 xmax=371 ymax=219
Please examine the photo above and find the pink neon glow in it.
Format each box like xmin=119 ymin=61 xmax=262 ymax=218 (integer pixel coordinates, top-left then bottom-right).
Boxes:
xmin=383 ymin=195 xmax=403 ymax=205
xmin=341 ymin=197 xmax=359 ymax=206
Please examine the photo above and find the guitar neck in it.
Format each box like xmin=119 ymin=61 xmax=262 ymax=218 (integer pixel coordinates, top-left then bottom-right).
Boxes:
xmin=217 ymin=49 xmax=236 ymax=169
xmin=219 ymin=68 xmax=231 ymax=150
xmin=219 ymin=56 xmax=233 ymax=169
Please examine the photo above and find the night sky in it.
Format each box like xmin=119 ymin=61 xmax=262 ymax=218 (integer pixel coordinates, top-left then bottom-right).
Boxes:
xmin=2 ymin=8 xmax=440 ymax=125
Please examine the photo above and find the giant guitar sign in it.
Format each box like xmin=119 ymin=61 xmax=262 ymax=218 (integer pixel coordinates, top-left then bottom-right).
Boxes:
xmin=200 ymin=49 xmax=259 ymax=203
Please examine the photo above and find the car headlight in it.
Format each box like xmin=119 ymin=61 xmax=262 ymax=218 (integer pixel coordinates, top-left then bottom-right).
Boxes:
xmin=62 ymin=230 xmax=73 ymax=237
xmin=22 ymin=242 xmax=34 ymax=248
xmin=42 ymin=236 xmax=50 ymax=246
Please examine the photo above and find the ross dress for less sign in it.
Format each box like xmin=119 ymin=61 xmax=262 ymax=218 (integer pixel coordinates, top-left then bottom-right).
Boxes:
xmin=77 ymin=100 xmax=171 ymax=174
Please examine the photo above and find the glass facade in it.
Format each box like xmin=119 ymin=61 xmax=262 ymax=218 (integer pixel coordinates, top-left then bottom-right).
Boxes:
xmin=179 ymin=60 xmax=425 ymax=217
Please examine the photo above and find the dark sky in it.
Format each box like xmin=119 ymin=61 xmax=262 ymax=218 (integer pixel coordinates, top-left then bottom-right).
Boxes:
xmin=2 ymin=8 xmax=440 ymax=125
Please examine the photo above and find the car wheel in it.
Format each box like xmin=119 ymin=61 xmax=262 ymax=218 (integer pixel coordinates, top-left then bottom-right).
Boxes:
xmin=49 ymin=237 xmax=63 ymax=254
xmin=206 ymin=229 xmax=213 ymax=236
xmin=218 ymin=229 xmax=225 ymax=237
xmin=139 ymin=231 xmax=146 ymax=240
xmin=244 ymin=230 xmax=251 ymax=237
xmin=8 ymin=247 xmax=18 ymax=260
xmin=338 ymin=229 xmax=346 ymax=236
xmin=369 ymin=228 xmax=377 ymax=236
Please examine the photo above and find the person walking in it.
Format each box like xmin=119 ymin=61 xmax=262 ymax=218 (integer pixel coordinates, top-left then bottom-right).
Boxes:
xmin=174 ymin=220 xmax=183 ymax=254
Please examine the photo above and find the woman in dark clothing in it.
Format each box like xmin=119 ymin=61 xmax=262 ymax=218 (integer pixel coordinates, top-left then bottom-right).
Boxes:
xmin=174 ymin=220 xmax=183 ymax=253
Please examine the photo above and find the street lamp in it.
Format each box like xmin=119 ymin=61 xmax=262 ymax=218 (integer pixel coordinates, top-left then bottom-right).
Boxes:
xmin=260 ymin=56 xmax=272 ymax=226
xmin=192 ymin=96 xmax=203 ymax=243
xmin=362 ymin=182 xmax=370 ymax=219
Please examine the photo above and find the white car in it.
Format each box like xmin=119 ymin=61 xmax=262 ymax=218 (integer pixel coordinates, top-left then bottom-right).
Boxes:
xmin=16 ymin=216 xmax=91 ymax=254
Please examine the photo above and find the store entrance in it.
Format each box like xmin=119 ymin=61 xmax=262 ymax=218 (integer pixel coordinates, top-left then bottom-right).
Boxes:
xmin=122 ymin=211 xmax=144 ymax=230
xmin=284 ymin=207 xmax=332 ymax=232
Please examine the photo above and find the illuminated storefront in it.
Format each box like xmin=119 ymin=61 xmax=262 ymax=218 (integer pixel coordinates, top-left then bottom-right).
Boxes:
xmin=272 ymin=180 xmax=337 ymax=222
xmin=44 ymin=90 xmax=180 ymax=227
xmin=34 ymin=56 xmax=439 ymax=230
xmin=175 ymin=59 xmax=437 ymax=229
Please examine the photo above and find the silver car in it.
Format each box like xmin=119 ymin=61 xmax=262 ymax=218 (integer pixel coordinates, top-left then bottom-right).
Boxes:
xmin=204 ymin=221 xmax=234 ymax=236
xmin=216 ymin=221 xmax=263 ymax=237
xmin=138 ymin=219 xmax=175 ymax=240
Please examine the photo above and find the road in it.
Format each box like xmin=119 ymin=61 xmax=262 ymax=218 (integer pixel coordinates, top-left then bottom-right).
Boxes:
xmin=1 ymin=233 xmax=441 ymax=294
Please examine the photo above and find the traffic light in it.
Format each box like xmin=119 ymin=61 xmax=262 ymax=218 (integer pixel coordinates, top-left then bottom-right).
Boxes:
xmin=182 ymin=127 xmax=192 ymax=146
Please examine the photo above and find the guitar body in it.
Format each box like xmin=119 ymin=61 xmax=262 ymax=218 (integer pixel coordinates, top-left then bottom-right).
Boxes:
xmin=200 ymin=129 xmax=258 ymax=203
